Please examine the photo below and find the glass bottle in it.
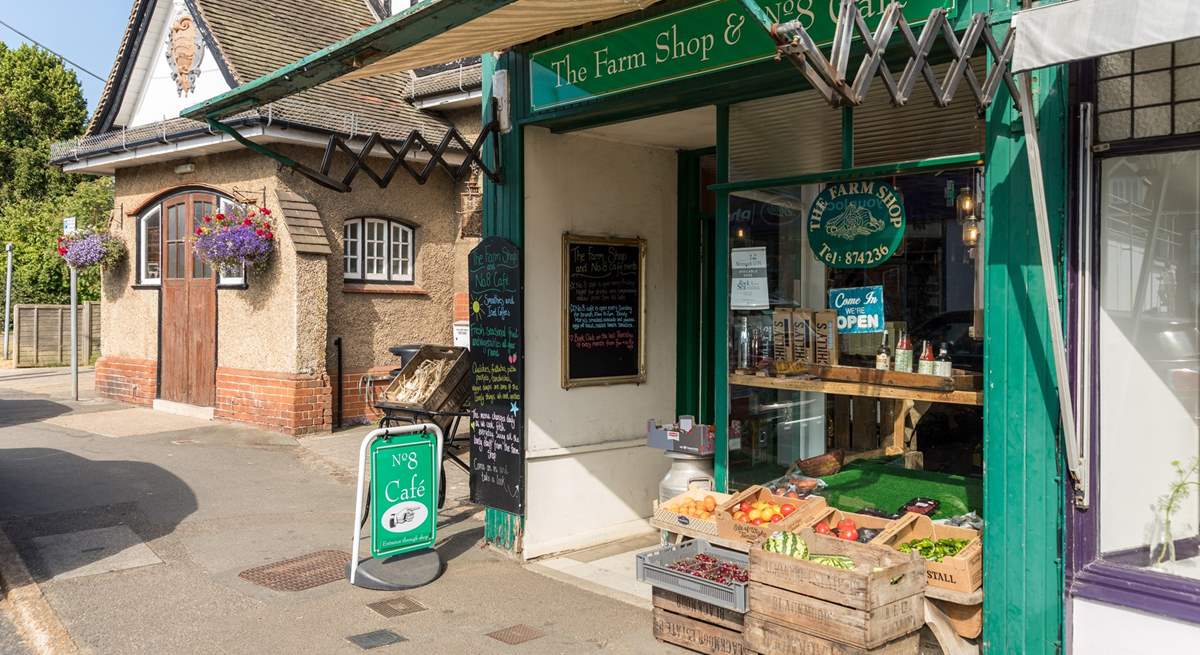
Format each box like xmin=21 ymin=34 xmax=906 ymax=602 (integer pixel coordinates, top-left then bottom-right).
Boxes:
xmin=917 ymin=340 xmax=935 ymax=375
xmin=934 ymin=342 xmax=953 ymax=377
xmin=875 ymin=332 xmax=891 ymax=370
xmin=894 ymin=330 xmax=913 ymax=373
xmin=736 ymin=317 xmax=750 ymax=370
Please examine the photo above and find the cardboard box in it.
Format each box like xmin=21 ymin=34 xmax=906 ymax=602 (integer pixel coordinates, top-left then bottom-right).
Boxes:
xmin=773 ymin=309 xmax=793 ymax=366
xmin=716 ymin=486 xmax=826 ymax=543
xmin=813 ymin=310 xmax=839 ymax=366
xmin=790 ymin=309 xmax=815 ymax=365
xmin=877 ymin=513 xmax=982 ymax=593
xmin=652 ymin=489 xmax=734 ymax=536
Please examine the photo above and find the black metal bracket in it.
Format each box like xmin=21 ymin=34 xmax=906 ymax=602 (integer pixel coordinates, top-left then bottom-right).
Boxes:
xmin=207 ymin=104 xmax=503 ymax=194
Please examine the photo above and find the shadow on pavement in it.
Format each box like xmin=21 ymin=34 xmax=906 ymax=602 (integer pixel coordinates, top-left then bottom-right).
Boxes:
xmin=0 ymin=448 xmax=197 ymax=582
xmin=437 ymin=525 xmax=484 ymax=563
xmin=0 ymin=400 xmax=74 ymax=428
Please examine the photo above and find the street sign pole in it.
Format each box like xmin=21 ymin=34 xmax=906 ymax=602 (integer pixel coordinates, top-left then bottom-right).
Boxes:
xmin=69 ymin=265 xmax=78 ymax=401
xmin=3 ymin=243 xmax=12 ymax=360
xmin=349 ymin=423 xmax=445 ymax=590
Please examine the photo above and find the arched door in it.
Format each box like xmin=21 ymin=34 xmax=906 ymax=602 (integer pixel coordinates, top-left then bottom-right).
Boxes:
xmin=160 ymin=192 xmax=217 ymax=406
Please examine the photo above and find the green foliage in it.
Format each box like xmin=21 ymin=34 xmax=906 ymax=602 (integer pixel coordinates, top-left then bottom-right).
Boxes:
xmin=0 ymin=43 xmax=111 ymax=306
xmin=0 ymin=178 xmax=114 ymax=303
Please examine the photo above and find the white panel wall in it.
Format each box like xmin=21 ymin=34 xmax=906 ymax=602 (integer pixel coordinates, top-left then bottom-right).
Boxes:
xmin=522 ymin=126 xmax=677 ymax=559
xmin=127 ymin=5 xmax=231 ymax=127
xmin=1072 ymin=598 xmax=1200 ymax=653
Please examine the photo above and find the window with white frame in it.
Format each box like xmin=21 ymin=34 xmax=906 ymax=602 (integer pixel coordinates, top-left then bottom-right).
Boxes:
xmin=135 ymin=193 xmax=246 ymax=287
xmin=343 ymin=218 xmax=415 ymax=283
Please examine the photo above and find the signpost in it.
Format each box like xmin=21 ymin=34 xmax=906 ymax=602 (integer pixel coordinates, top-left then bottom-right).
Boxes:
xmin=349 ymin=424 xmax=444 ymax=590
xmin=807 ymin=180 xmax=906 ymax=269
xmin=63 ymin=217 xmax=78 ymax=401
xmin=3 ymin=243 xmax=12 ymax=361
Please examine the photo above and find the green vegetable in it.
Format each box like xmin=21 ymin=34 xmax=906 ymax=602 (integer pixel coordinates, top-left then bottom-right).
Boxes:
xmin=763 ymin=531 xmax=852 ymax=568
xmin=809 ymin=555 xmax=855 ymax=570
xmin=897 ymin=537 xmax=970 ymax=562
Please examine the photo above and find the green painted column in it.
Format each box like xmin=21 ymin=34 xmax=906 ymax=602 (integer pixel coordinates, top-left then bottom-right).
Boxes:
xmin=481 ymin=50 xmax=526 ymax=554
xmin=982 ymin=14 xmax=1068 ymax=654
xmin=713 ymin=105 xmax=731 ymax=492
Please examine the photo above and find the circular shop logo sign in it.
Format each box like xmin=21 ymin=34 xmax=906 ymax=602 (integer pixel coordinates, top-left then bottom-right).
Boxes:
xmin=381 ymin=500 xmax=428 ymax=534
xmin=808 ymin=180 xmax=905 ymax=268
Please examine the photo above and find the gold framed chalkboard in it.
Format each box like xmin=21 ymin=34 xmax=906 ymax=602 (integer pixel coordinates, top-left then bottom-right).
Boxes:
xmin=561 ymin=233 xmax=647 ymax=389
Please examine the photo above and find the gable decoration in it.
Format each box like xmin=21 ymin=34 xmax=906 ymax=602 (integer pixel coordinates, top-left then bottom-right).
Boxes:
xmin=167 ymin=10 xmax=205 ymax=96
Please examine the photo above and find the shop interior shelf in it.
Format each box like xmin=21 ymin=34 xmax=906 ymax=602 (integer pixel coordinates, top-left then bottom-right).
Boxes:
xmin=729 ymin=373 xmax=983 ymax=406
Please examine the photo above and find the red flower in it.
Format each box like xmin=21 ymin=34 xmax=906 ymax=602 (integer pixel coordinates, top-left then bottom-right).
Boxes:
xmin=214 ymin=213 xmax=225 ymax=221
xmin=265 ymin=232 xmax=273 ymax=240
xmin=243 ymin=218 xmax=252 ymax=226
xmin=255 ymin=229 xmax=264 ymax=236
xmin=195 ymin=227 xmax=203 ymax=235
xmin=247 ymin=210 xmax=256 ymax=218
xmin=259 ymin=208 xmax=271 ymax=216
xmin=204 ymin=215 xmax=212 ymax=222
xmin=58 ymin=247 xmax=67 ymax=256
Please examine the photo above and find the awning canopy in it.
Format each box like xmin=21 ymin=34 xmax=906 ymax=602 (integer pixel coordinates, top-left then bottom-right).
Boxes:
xmin=182 ymin=0 xmax=662 ymax=121
xmin=1012 ymin=0 xmax=1200 ymax=72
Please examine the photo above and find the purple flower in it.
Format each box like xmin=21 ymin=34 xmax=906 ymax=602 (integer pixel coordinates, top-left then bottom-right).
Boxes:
xmin=194 ymin=222 xmax=273 ymax=270
xmin=62 ymin=232 xmax=125 ymax=269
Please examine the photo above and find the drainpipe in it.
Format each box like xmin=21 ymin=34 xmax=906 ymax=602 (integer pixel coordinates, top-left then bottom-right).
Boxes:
xmin=333 ymin=337 xmax=343 ymax=429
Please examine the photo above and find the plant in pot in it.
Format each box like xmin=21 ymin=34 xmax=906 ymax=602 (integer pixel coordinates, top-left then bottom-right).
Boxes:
xmin=57 ymin=230 xmax=126 ymax=270
xmin=193 ymin=207 xmax=275 ymax=272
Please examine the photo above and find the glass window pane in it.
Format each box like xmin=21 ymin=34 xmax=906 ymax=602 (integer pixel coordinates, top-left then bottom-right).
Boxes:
xmin=1099 ymin=111 xmax=1132 ymax=142
xmin=1134 ymin=106 xmax=1172 ymax=138
xmin=192 ymin=201 xmax=213 ymax=278
xmin=142 ymin=209 xmax=160 ymax=281
xmin=1133 ymin=71 xmax=1171 ymax=107
xmin=365 ymin=219 xmax=386 ymax=277
xmin=1178 ymin=39 xmax=1200 ymax=66
xmin=1135 ymin=43 xmax=1173 ymax=72
xmin=344 ymin=221 xmax=360 ymax=278
xmin=1098 ymin=150 xmax=1200 ymax=581
xmin=1177 ymin=101 xmax=1200 ymax=135
xmin=1098 ymin=51 xmax=1132 ymax=79
xmin=389 ymin=223 xmax=412 ymax=281
xmin=1098 ymin=77 xmax=1131 ymax=112
xmin=1175 ymin=66 xmax=1200 ymax=102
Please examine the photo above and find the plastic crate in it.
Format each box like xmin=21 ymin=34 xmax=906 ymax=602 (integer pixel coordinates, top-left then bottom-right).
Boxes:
xmin=636 ymin=541 xmax=749 ymax=613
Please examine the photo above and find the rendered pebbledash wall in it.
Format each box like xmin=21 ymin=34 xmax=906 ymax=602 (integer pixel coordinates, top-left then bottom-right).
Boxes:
xmin=521 ymin=126 xmax=677 ymax=559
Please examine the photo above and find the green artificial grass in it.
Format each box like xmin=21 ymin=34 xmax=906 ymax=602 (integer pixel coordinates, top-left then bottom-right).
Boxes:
xmin=816 ymin=458 xmax=983 ymax=520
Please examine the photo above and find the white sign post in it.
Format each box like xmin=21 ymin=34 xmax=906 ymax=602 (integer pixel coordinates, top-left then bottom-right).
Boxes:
xmin=3 ymin=243 xmax=12 ymax=361
xmin=63 ymin=217 xmax=78 ymax=401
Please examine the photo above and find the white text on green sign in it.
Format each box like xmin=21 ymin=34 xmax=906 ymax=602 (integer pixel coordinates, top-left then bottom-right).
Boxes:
xmin=808 ymin=180 xmax=906 ymax=268
xmin=370 ymin=434 xmax=438 ymax=558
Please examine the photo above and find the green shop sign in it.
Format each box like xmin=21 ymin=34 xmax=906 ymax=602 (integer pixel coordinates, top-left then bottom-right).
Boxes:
xmin=370 ymin=431 xmax=439 ymax=558
xmin=808 ymin=180 xmax=905 ymax=268
xmin=529 ymin=0 xmax=955 ymax=111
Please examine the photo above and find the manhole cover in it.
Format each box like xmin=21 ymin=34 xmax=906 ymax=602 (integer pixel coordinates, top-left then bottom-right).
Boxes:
xmin=367 ymin=595 xmax=426 ymax=618
xmin=346 ymin=629 xmax=407 ymax=650
xmin=486 ymin=624 xmax=545 ymax=645
xmin=238 ymin=550 xmax=350 ymax=591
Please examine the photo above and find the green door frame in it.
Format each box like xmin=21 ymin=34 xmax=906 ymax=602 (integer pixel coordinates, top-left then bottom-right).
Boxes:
xmin=482 ymin=6 xmax=1067 ymax=652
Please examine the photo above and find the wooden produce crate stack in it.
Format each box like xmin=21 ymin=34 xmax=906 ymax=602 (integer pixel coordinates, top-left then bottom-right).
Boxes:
xmin=652 ymin=589 xmax=754 ymax=655
xmin=745 ymin=529 xmax=928 ymax=655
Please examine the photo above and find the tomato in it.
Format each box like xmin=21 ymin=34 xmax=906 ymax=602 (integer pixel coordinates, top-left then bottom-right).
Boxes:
xmin=752 ymin=518 xmax=764 ymax=526
xmin=770 ymin=514 xmax=783 ymax=523
xmin=739 ymin=501 xmax=753 ymax=514
xmin=813 ymin=521 xmax=832 ymax=535
xmin=839 ymin=528 xmax=859 ymax=542
xmin=780 ymin=504 xmax=796 ymax=517
xmin=837 ymin=518 xmax=857 ymax=533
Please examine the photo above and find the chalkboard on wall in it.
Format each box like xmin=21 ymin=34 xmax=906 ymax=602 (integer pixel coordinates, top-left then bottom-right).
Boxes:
xmin=468 ymin=237 xmax=524 ymax=515
xmin=561 ymin=234 xmax=646 ymax=389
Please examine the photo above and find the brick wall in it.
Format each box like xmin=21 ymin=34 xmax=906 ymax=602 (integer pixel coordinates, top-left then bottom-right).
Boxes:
xmin=214 ymin=367 xmax=332 ymax=436
xmin=94 ymin=356 xmax=157 ymax=406
xmin=337 ymin=367 xmax=394 ymax=426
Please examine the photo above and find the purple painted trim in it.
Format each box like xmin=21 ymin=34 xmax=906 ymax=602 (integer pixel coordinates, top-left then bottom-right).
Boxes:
xmin=1065 ymin=61 xmax=1200 ymax=628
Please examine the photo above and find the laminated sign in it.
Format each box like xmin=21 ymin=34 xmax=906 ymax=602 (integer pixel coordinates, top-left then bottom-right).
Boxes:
xmin=370 ymin=433 xmax=438 ymax=558
xmin=808 ymin=180 xmax=905 ymax=269
xmin=829 ymin=285 xmax=886 ymax=334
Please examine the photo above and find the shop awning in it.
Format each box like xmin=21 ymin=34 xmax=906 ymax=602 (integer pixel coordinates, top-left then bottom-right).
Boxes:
xmin=1012 ymin=0 xmax=1200 ymax=73
xmin=182 ymin=0 xmax=662 ymax=121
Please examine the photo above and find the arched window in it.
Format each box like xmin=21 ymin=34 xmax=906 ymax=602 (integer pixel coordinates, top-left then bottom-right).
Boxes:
xmin=136 ymin=192 xmax=246 ymax=287
xmin=343 ymin=217 xmax=415 ymax=283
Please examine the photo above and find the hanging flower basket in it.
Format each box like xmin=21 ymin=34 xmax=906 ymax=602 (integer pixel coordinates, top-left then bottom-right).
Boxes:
xmin=57 ymin=231 xmax=126 ymax=270
xmin=194 ymin=207 xmax=275 ymax=271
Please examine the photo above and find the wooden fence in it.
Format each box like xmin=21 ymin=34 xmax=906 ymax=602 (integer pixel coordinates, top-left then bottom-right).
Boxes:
xmin=12 ymin=303 xmax=101 ymax=368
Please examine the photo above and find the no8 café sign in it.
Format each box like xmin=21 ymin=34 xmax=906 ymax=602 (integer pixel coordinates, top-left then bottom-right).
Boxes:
xmin=529 ymin=0 xmax=956 ymax=111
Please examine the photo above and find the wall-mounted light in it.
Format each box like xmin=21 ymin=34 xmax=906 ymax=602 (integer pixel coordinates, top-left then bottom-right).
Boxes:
xmin=956 ymin=185 xmax=981 ymax=248
xmin=174 ymin=163 xmax=196 ymax=175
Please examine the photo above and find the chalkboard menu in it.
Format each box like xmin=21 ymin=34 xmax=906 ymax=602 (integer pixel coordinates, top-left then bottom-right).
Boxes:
xmin=468 ymin=237 xmax=524 ymax=515
xmin=562 ymin=234 xmax=646 ymax=388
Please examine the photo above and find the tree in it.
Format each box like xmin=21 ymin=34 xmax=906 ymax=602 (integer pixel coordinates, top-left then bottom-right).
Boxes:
xmin=0 ymin=43 xmax=110 ymax=305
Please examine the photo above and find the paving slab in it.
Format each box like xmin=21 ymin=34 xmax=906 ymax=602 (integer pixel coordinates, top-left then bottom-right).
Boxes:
xmin=31 ymin=525 xmax=163 ymax=582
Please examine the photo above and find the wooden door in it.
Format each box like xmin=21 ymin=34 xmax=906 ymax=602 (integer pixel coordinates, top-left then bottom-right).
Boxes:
xmin=160 ymin=193 xmax=217 ymax=406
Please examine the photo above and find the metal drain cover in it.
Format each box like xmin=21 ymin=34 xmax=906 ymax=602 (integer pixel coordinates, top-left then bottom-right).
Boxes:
xmin=346 ymin=629 xmax=407 ymax=650
xmin=367 ymin=595 xmax=426 ymax=618
xmin=238 ymin=550 xmax=350 ymax=591
xmin=486 ymin=624 xmax=545 ymax=645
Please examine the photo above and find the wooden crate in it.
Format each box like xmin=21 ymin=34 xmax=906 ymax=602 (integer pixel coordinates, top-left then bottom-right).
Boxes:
xmin=744 ymin=613 xmax=921 ymax=655
xmin=749 ymin=529 xmax=926 ymax=611
xmin=716 ymin=486 xmax=826 ymax=543
xmin=928 ymin=598 xmax=980 ymax=639
xmin=794 ymin=507 xmax=897 ymax=545
xmin=652 ymin=607 xmax=752 ymax=655
xmin=653 ymin=588 xmax=744 ymax=632
xmin=876 ymin=514 xmax=982 ymax=594
xmin=748 ymin=582 xmax=923 ymax=649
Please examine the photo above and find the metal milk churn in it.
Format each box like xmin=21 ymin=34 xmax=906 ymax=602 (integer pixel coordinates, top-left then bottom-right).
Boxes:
xmin=659 ymin=451 xmax=715 ymax=503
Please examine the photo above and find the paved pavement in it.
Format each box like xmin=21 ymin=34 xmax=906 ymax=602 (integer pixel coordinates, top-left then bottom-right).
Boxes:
xmin=0 ymin=367 xmax=682 ymax=654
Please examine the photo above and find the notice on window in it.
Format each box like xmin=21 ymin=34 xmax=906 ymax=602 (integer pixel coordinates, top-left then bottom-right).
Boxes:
xmin=731 ymin=247 xmax=769 ymax=310
xmin=828 ymin=285 xmax=885 ymax=334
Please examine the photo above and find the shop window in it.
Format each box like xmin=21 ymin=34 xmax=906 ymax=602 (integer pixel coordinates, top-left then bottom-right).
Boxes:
xmin=1095 ymin=149 xmax=1199 ymax=580
xmin=1096 ymin=39 xmax=1200 ymax=142
xmin=135 ymin=192 xmax=247 ymax=287
xmin=343 ymin=217 xmax=415 ymax=283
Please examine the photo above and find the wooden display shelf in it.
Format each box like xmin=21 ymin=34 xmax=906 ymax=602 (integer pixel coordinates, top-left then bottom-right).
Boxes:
xmin=730 ymin=373 xmax=983 ymax=406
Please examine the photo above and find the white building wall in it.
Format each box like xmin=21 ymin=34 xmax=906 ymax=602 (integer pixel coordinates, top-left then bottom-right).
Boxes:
xmin=1072 ymin=598 xmax=1200 ymax=654
xmin=521 ymin=126 xmax=677 ymax=559
xmin=125 ymin=3 xmax=231 ymax=128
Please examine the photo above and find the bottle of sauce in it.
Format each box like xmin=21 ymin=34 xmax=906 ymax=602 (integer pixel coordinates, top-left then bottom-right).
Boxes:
xmin=917 ymin=340 xmax=935 ymax=375
xmin=894 ymin=330 xmax=913 ymax=373
xmin=934 ymin=342 xmax=953 ymax=377
xmin=875 ymin=331 xmax=891 ymax=370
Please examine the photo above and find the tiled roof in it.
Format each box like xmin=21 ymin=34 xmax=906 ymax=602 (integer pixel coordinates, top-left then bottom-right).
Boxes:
xmin=411 ymin=61 xmax=483 ymax=102
xmin=85 ymin=0 xmax=154 ymax=136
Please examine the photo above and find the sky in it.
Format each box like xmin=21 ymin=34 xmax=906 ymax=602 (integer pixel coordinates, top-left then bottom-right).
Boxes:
xmin=0 ymin=1 xmax=132 ymax=112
